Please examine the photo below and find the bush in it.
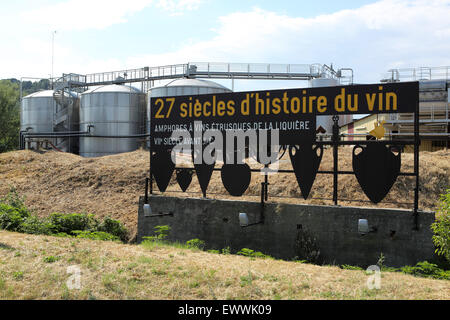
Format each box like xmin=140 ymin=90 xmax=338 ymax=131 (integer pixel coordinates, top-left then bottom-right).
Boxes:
xmin=0 ymin=203 xmax=30 ymax=231
xmin=97 ymin=217 xmax=128 ymax=242
xmin=49 ymin=212 xmax=98 ymax=234
xmin=19 ymin=216 xmax=55 ymax=235
xmin=143 ymin=225 xmax=171 ymax=243
xmin=186 ymin=238 xmax=205 ymax=250
xmin=400 ymin=261 xmax=450 ymax=280
xmin=0 ymin=190 xmax=128 ymax=243
xmin=431 ymin=189 xmax=450 ymax=262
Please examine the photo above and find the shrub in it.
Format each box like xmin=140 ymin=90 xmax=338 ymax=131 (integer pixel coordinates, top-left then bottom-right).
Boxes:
xmin=186 ymin=238 xmax=205 ymax=250
xmin=97 ymin=217 xmax=128 ymax=242
xmin=144 ymin=225 xmax=171 ymax=243
xmin=19 ymin=216 xmax=55 ymax=235
xmin=400 ymin=261 xmax=450 ymax=280
xmin=0 ymin=203 xmax=30 ymax=231
xmin=431 ymin=189 xmax=450 ymax=262
xmin=0 ymin=190 xmax=129 ymax=243
xmin=49 ymin=212 xmax=98 ymax=234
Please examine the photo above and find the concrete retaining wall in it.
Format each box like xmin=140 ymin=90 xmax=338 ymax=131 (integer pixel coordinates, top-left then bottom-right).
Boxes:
xmin=137 ymin=195 xmax=436 ymax=267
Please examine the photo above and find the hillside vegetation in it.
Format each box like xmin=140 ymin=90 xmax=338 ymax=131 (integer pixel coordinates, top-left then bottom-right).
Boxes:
xmin=0 ymin=230 xmax=448 ymax=300
xmin=0 ymin=148 xmax=448 ymax=239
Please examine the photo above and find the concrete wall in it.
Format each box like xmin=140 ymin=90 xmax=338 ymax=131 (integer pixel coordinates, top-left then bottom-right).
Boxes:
xmin=137 ymin=195 xmax=436 ymax=267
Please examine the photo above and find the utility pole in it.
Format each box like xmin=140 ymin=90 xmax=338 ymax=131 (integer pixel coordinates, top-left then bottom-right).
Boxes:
xmin=51 ymin=30 xmax=57 ymax=86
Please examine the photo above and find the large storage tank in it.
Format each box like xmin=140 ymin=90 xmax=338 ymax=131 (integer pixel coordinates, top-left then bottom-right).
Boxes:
xmin=310 ymin=78 xmax=353 ymax=135
xmin=21 ymin=89 xmax=80 ymax=152
xmin=79 ymin=84 xmax=146 ymax=157
xmin=147 ymin=78 xmax=232 ymax=146
xmin=21 ymin=90 xmax=55 ymax=137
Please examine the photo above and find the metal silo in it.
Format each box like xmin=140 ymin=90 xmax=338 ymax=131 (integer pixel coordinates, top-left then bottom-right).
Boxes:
xmin=79 ymin=84 xmax=146 ymax=157
xmin=21 ymin=89 xmax=80 ymax=152
xmin=147 ymin=78 xmax=232 ymax=146
xmin=310 ymin=78 xmax=352 ymax=135
xmin=21 ymin=90 xmax=55 ymax=144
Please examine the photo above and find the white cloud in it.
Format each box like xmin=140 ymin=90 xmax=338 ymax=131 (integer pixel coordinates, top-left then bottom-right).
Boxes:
xmin=5 ymin=0 xmax=450 ymax=85
xmin=126 ymin=0 xmax=450 ymax=83
xmin=21 ymin=0 xmax=204 ymax=31
xmin=156 ymin=0 xmax=204 ymax=16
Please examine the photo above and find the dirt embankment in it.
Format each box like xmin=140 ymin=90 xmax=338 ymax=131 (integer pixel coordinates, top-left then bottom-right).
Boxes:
xmin=0 ymin=148 xmax=448 ymax=239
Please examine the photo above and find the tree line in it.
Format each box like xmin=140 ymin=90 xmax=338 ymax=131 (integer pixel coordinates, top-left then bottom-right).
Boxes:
xmin=0 ymin=79 xmax=50 ymax=153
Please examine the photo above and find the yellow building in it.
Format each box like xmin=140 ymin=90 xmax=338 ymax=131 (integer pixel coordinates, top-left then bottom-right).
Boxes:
xmin=340 ymin=73 xmax=449 ymax=152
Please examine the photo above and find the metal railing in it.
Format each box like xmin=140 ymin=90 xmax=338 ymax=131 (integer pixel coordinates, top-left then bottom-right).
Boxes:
xmin=50 ymin=62 xmax=353 ymax=89
xmin=382 ymin=66 xmax=450 ymax=82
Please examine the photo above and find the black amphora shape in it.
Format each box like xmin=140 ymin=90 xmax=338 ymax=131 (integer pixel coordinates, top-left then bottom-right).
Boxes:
xmin=176 ymin=168 xmax=192 ymax=192
xmin=151 ymin=149 xmax=175 ymax=192
xmin=192 ymin=147 xmax=215 ymax=197
xmin=289 ymin=144 xmax=323 ymax=200
xmin=221 ymin=163 xmax=251 ymax=196
xmin=352 ymin=144 xmax=401 ymax=203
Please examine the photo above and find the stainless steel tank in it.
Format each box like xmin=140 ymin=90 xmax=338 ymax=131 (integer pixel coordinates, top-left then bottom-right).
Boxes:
xmin=79 ymin=84 xmax=146 ymax=157
xmin=21 ymin=89 xmax=80 ymax=152
xmin=310 ymin=78 xmax=352 ymax=135
xmin=147 ymin=78 xmax=232 ymax=147
xmin=21 ymin=90 xmax=56 ymax=150
xmin=21 ymin=90 xmax=54 ymax=133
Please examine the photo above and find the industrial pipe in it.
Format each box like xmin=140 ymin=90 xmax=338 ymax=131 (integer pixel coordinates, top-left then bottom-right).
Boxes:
xmin=24 ymin=133 xmax=150 ymax=139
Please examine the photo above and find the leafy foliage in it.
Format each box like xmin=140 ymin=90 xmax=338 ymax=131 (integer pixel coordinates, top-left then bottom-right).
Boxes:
xmin=186 ymin=238 xmax=205 ymax=250
xmin=0 ymin=203 xmax=30 ymax=231
xmin=19 ymin=215 xmax=55 ymax=235
xmin=0 ymin=189 xmax=30 ymax=231
xmin=341 ymin=265 xmax=363 ymax=270
xmin=143 ymin=225 xmax=171 ymax=243
xmin=237 ymin=248 xmax=273 ymax=259
xmin=431 ymin=189 xmax=450 ymax=262
xmin=0 ymin=80 xmax=20 ymax=153
xmin=49 ymin=212 xmax=99 ymax=234
xmin=400 ymin=261 xmax=450 ymax=280
xmin=0 ymin=189 xmax=128 ymax=242
xmin=97 ymin=217 xmax=128 ymax=242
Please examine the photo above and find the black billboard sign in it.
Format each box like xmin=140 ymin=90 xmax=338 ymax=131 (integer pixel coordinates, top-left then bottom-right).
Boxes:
xmin=150 ymin=81 xmax=418 ymax=150
xmin=148 ymin=81 xmax=420 ymax=209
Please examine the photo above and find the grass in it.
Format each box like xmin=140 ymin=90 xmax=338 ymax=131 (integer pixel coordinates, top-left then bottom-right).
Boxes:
xmin=0 ymin=230 xmax=448 ymax=300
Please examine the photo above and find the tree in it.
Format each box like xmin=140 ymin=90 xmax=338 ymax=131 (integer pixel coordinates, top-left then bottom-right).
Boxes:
xmin=431 ymin=189 xmax=450 ymax=263
xmin=0 ymin=80 xmax=20 ymax=153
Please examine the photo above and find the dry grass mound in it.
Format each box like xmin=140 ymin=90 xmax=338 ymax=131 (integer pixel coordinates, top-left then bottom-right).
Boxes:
xmin=0 ymin=148 xmax=448 ymax=239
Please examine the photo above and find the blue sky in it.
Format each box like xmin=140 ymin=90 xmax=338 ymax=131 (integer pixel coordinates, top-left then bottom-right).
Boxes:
xmin=1 ymin=0 xmax=450 ymax=92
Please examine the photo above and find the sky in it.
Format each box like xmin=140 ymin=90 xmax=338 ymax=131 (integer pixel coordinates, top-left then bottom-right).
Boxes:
xmin=1 ymin=0 xmax=450 ymax=91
